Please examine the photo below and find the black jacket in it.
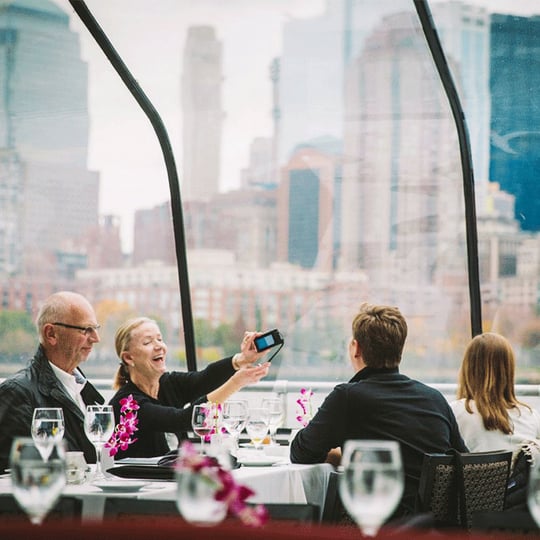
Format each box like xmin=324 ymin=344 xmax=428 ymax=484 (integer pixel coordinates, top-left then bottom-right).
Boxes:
xmin=290 ymin=367 xmax=468 ymax=515
xmin=109 ymin=357 xmax=236 ymax=459
xmin=0 ymin=345 xmax=104 ymax=472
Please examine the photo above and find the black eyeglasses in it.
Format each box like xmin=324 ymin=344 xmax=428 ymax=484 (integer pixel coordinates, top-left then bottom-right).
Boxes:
xmin=52 ymin=322 xmax=101 ymax=336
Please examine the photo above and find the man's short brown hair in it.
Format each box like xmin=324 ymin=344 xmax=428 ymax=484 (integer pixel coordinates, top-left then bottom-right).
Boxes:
xmin=352 ymin=303 xmax=407 ymax=368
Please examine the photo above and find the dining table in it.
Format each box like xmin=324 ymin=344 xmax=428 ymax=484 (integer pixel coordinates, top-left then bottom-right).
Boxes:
xmin=0 ymin=445 xmax=335 ymax=523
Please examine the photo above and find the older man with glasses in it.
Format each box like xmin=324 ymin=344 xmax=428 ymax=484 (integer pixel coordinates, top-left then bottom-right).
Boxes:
xmin=0 ymin=291 xmax=105 ymax=472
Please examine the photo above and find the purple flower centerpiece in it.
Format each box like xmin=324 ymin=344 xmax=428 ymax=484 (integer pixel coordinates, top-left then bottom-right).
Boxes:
xmin=175 ymin=440 xmax=268 ymax=527
xmin=105 ymin=394 xmax=139 ymax=457
xmin=296 ymin=388 xmax=314 ymax=427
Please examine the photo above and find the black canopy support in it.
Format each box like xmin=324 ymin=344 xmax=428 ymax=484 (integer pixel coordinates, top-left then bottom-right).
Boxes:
xmin=414 ymin=0 xmax=483 ymax=337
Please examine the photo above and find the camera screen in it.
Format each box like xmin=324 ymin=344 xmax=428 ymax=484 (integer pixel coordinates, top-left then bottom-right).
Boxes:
xmin=255 ymin=334 xmax=275 ymax=349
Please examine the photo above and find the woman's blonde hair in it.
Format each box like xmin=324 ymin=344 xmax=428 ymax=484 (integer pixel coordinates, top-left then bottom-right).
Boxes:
xmin=112 ymin=317 xmax=156 ymax=390
xmin=457 ymin=332 xmax=529 ymax=434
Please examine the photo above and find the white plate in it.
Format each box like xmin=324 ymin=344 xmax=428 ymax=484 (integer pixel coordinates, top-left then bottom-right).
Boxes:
xmin=237 ymin=456 xmax=285 ymax=467
xmin=93 ymin=480 xmax=149 ymax=492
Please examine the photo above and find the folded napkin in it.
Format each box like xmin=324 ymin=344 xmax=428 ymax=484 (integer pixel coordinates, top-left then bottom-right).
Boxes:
xmin=106 ymin=464 xmax=175 ymax=481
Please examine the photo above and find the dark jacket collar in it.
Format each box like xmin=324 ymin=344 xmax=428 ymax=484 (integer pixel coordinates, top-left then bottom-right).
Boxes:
xmin=348 ymin=366 xmax=399 ymax=383
xmin=33 ymin=345 xmax=104 ymax=409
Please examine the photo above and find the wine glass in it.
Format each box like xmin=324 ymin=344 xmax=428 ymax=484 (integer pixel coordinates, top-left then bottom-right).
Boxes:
xmin=339 ymin=439 xmax=404 ymax=537
xmin=222 ymin=400 xmax=248 ymax=450
xmin=245 ymin=407 xmax=270 ymax=451
xmin=528 ymin=457 xmax=540 ymax=527
xmin=261 ymin=397 xmax=283 ymax=445
xmin=176 ymin=467 xmax=227 ymax=526
xmin=31 ymin=407 xmax=65 ymax=462
xmin=84 ymin=404 xmax=115 ymax=480
xmin=192 ymin=404 xmax=215 ymax=454
xmin=10 ymin=437 xmax=66 ymax=525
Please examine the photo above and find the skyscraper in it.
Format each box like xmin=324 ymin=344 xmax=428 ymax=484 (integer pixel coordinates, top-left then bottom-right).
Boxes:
xmin=339 ymin=9 xmax=463 ymax=286
xmin=181 ymin=26 xmax=223 ymax=202
xmin=278 ymin=141 xmax=341 ymax=272
xmin=278 ymin=2 xmax=345 ymax=165
xmin=0 ymin=0 xmax=98 ymax=275
xmin=490 ymin=14 xmax=540 ymax=232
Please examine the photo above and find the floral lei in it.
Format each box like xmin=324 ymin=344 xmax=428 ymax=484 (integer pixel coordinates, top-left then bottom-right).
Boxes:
xmin=177 ymin=441 xmax=268 ymax=527
xmin=105 ymin=394 xmax=139 ymax=457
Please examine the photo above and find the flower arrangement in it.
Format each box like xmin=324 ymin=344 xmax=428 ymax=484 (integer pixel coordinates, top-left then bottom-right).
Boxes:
xmin=105 ymin=394 xmax=139 ymax=457
xmin=296 ymin=387 xmax=314 ymax=427
xmin=176 ymin=441 xmax=268 ymax=527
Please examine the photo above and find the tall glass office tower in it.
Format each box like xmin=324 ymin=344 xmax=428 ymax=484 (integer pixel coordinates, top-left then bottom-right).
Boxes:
xmin=0 ymin=0 xmax=98 ymax=275
xmin=490 ymin=14 xmax=540 ymax=232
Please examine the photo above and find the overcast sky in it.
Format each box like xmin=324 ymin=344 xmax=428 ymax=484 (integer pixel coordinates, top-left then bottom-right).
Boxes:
xmin=54 ymin=0 xmax=540 ymax=249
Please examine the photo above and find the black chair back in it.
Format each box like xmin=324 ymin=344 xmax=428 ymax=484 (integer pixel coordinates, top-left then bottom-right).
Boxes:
xmin=417 ymin=450 xmax=512 ymax=530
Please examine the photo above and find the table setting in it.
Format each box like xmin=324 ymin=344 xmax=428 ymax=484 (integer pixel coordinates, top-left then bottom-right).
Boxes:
xmin=0 ymin=399 xmax=334 ymax=526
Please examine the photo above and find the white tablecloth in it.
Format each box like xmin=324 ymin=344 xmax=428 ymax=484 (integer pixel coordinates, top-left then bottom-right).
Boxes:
xmin=0 ymin=458 xmax=334 ymax=522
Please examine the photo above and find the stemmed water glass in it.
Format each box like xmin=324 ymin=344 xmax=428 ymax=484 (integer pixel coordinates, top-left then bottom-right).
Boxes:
xmin=339 ymin=439 xmax=404 ymax=537
xmin=245 ymin=407 xmax=270 ymax=451
xmin=84 ymin=404 xmax=115 ymax=480
xmin=192 ymin=404 xmax=215 ymax=454
xmin=261 ymin=397 xmax=283 ymax=445
xmin=221 ymin=400 xmax=248 ymax=450
xmin=10 ymin=437 xmax=66 ymax=525
xmin=31 ymin=407 xmax=65 ymax=461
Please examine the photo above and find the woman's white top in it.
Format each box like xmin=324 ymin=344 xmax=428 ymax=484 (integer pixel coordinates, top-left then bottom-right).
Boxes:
xmin=450 ymin=398 xmax=540 ymax=452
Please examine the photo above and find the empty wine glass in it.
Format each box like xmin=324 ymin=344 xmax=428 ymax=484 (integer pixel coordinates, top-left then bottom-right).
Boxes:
xmin=31 ymin=407 xmax=65 ymax=462
xmin=528 ymin=457 xmax=540 ymax=527
xmin=192 ymin=404 xmax=215 ymax=454
xmin=339 ymin=439 xmax=404 ymax=537
xmin=10 ymin=437 xmax=66 ymax=525
xmin=222 ymin=400 xmax=248 ymax=450
xmin=261 ymin=397 xmax=283 ymax=445
xmin=245 ymin=407 xmax=270 ymax=451
xmin=84 ymin=404 xmax=115 ymax=480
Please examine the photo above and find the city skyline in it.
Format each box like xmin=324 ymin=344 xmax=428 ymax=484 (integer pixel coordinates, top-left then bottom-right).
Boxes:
xmin=54 ymin=0 xmax=540 ymax=251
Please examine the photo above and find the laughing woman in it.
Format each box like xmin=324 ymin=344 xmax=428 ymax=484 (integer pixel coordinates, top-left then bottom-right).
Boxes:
xmin=108 ymin=317 xmax=270 ymax=459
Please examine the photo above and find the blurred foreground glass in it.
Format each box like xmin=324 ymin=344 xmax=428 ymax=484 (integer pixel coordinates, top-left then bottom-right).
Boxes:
xmin=176 ymin=468 xmax=227 ymax=526
xmin=10 ymin=438 xmax=66 ymax=525
xmin=84 ymin=405 xmax=114 ymax=480
xmin=527 ymin=458 xmax=540 ymax=526
xmin=339 ymin=440 xmax=404 ymax=537
xmin=31 ymin=407 xmax=65 ymax=461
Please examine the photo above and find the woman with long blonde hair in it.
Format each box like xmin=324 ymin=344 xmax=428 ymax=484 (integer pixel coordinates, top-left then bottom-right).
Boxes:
xmin=451 ymin=332 xmax=540 ymax=451
xmin=108 ymin=317 xmax=270 ymax=458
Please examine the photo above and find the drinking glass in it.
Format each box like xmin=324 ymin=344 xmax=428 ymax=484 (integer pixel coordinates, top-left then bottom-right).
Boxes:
xmin=176 ymin=468 xmax=227 ymax=526
xmin=221 ymin=400 xmax=248 ymax=450
xmin=192 ymin=404 xmax=215 ymax=454
xmin=31 ymin=407 xmax=65 ymax=462
xmin=339 ymin=440 xmax=404 ymax=537
xmin=10 ymin=437 xmax=66 ymax=525
xmin=84 ymin=404 xmax=115 ymax=480
xmin=261 ymin=397 xmax=283 ymax=445
xmin=245 ymin=407 xmax=270 ymax=450
xmin=528 ymin=458 xmax=540 ymax=527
